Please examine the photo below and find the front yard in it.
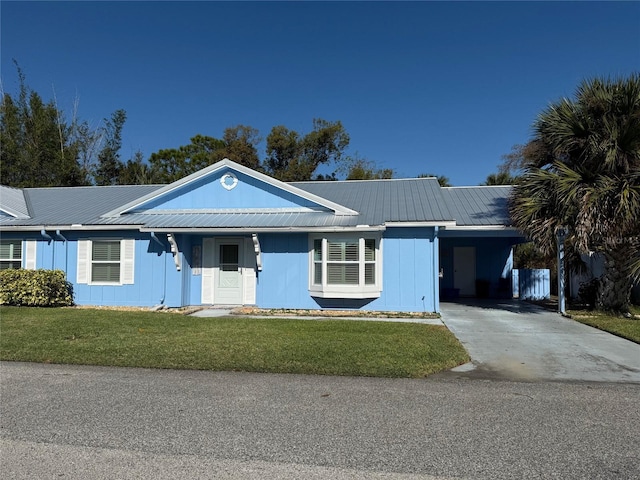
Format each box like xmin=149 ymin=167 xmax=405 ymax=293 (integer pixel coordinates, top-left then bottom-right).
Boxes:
xmin=0 ymin=306 xmax=469 ymax=378
xmin=569 ymin=305 xmax=640 ymax=344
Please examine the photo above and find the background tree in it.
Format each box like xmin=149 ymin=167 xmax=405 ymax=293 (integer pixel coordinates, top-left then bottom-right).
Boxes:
xmin=482 ymin=171 xmax=516 ymax=185
xmin=217 ymin=125 xmax=261 ymax=170
xmin=264 ymin=119 xmax=349 ymax=181
xmin=118 ymin=150 xmax=156 ymax=185
xmin=94 ymin=109 xmax=126 ymax=186
xmin=0 ymin=64 xmax=85 ymax=187
xmin=338 ymin=155 xmax=393 ymax=180
xmin=148 ymin=134 xmax=226 ymax=183
xmin=418 ymin=173 xmax=452 ymax=187
xmin=510 ymin=75 xmax=640 ymax=313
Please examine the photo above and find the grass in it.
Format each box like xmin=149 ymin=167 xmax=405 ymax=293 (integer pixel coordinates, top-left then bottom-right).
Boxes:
xmin=569 ymin=305 xmax=640 ymax=344
xmin=0 ymin=306 xmax=469 ymax=378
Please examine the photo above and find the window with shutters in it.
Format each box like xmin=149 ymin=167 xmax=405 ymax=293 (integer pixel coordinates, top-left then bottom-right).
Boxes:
xmin=309 ymin=234 xmax=381 ymax=298
xmin=0 ymin=240 xmax=22 ymax=270
xmin=77 ymin=239 xmax=135 ymax=285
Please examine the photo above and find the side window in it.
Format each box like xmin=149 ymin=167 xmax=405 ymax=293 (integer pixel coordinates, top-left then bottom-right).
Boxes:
xmin=77 ymin=239 xmax=135 ymax=285
xmin=0 ymin=240 xmax=22 ymax=270
xmin=91 ymin=240 xmax=121 ymax=283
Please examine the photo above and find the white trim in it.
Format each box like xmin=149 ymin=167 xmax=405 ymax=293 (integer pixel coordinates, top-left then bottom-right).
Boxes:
xmin=102 ymin=159 xmax=359 ymax=217
xmin=139 ymin=226 xmax=387 ymax=234
xmin=442 ymin=185 xmax=513 ymax=189
xmin=0 ymin=208 xmax=30 ymax=219
xmin=77 ymin=240 xmax=89 ymax=283
xmin=385 ymin=221 xmax=457 ymax=227
xmin=220 ymin=172 xmax=238 ymax=190
xmin=24 ymin=240 xmax=37 ymax=270
xmin=167 ymin=233 xmax=181 ymax=271
xmin=252 ymin=234 xmax=262 ymax=271
xmin=442 ymin=225 xmax=519 ymax=231
xmin=130 ymin=207 xmax=322 ymax=214
xmin=1 ymin=225 xmax=144 ymax=232
xmin=121 ymin=239 xmax=135 ymax=284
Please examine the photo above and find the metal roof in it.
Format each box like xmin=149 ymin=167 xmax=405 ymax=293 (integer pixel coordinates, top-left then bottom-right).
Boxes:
xmin=293 ymin=178 xmax=454 ymax=225
xmin=0 ymin=185 xmax=31 ymax=218
xmin=441 ymin=186 xmax=513 ymax=226
xmin=0 ymin=174 xmax=514 ymax=231
xmin=99 ymin=211 xmax=361 ymax=230
xmin=0 ymin=185 xmax=161 ymax=227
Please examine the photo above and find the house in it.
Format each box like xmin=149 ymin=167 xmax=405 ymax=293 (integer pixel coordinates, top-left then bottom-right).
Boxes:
xmin=0 ymin=159 xmax=525 ymax=312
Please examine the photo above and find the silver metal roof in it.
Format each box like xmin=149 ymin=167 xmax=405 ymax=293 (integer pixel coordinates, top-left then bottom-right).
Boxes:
xmin=293 ymin=178 xmax=454 ymax=225
xmin=100 ymin=211 xmax=360 ymax=230
xmin=441 ymin=186 xmax=513 ymax=226
xmin=0 ymin=185 xmax=31 ymax=218
xmin=0 ymin=185 xmax=161 ymax=227
xmin=0 ymin=175 xmax=514 ymax=231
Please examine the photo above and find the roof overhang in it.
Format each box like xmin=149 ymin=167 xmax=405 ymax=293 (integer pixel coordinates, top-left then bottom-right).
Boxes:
xmin=385 ymin=221 xmax=457 ymax=228
xmin=139 ymin=225 xmax=387 ymax=234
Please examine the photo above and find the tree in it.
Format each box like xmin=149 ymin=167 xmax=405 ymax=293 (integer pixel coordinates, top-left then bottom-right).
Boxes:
xmin=482 ymin=171 xmax=516 ymax=185
xmin=118 ymin=150 xmax=156 ymax=185
xmin=264 ymin=119 xmax=349 ymax=181
xmin=94 ymin=109 xmax=126 ymax=186
xmin=0 ymin=63 xmax=85 ymax=187
xmin=339 ymin=155 xmax=393 ymax=180
xmin=418 ymin=173 xmax=452 ymax=187
xmin=510 ymin=75 xmax=640 ymax=313
xmin=217 ymin=125 xmax=261 ymax=170
xmin=148 ymin=134 xmax=226 ymax=183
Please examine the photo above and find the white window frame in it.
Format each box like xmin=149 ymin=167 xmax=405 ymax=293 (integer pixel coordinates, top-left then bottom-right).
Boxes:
xmin=0 ymin=239 xmax=23 ymax=270
xmin=77 ymin=239 xmax=135 ymax=285
xmin=308 ymin=234 xmax=382 ymax=299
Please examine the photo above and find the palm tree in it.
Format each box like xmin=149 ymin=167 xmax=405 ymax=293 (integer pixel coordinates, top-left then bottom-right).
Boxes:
xmin=510 ymin=75 xmax=640 ymax=313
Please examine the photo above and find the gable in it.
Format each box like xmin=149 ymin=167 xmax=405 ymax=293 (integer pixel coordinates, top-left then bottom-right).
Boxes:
xmin=104 ymin=159 xmax=357 ymax=218
xmin=134 ymin=167 xmax=323 ymax=212
xmin=0 ymin=185 xmax=30 ymax=219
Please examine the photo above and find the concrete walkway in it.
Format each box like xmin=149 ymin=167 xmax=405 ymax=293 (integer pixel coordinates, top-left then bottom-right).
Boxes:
xmin=439 ymin=300 xmax=640 ymax=383
xmin=190 ymin=308 xmax=443 ymax=324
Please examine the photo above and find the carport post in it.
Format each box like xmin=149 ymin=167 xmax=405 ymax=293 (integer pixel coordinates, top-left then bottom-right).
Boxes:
xmin=556 ymin=228 xmax=567 ymax=315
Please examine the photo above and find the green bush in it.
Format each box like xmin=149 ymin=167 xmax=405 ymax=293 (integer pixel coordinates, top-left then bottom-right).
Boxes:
xmin=0 ymin=269 xmax=73 ymax=307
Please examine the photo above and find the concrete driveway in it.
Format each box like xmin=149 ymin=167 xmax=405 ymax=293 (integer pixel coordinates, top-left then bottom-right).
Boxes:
xmin=439 ymin=300 xmax=640 ymax=383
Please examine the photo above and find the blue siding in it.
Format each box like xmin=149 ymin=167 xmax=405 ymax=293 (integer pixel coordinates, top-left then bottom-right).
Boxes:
xmin=138 ymin=169 xmax=321 ymax=211
xmin=256 ymin=233 xmax=317 ymax=309
xmin=7 ymin=227 xmax=523 ymax=312
xmin=23 ymin=231 xmax=182 ymax=307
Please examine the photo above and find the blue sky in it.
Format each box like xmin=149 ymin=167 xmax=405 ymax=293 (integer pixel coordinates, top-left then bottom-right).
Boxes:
xmin=2 ymin=1 xmax=639 ymax=185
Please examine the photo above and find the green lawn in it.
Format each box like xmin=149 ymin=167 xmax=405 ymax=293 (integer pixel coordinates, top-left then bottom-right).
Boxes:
xmin=0 ymin=307 xmax=469 ymax=378
xmin=569 ymin=305 xmax=640 ymax=344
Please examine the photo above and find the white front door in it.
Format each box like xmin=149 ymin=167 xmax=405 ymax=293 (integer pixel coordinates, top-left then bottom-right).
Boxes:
xmin=454 ymin=246 xmax=476 ymax=296
xmin=215 ymin=239 xmax=243 ymax=305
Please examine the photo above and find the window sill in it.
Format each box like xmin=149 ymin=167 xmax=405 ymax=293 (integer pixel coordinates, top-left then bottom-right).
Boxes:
xmin=309 ymin=287 xmax=381 ymax=299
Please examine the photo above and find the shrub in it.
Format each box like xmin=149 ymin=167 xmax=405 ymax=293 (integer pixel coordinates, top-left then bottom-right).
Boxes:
xmin=578 ymin=277 xmax=599 ymax=309
xmin=0 ymin=269 xmax=73 ymax=307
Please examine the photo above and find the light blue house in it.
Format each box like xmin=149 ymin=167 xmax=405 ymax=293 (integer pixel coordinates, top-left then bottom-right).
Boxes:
xmin=0 ymin=159 xmax=524 ymax=312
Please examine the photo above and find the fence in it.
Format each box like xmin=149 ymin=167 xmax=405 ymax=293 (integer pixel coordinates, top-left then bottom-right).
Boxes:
xmin=513 ymin=269 xmax=551 ymax=301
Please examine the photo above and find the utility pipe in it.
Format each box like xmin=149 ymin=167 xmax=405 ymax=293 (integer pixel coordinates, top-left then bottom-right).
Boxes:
xmin=150 ymin=232 xmax=167 ymax=306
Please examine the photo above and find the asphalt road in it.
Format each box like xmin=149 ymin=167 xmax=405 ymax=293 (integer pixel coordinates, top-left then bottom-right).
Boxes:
xmin=1 ymin=362 xmax=639 ymax=479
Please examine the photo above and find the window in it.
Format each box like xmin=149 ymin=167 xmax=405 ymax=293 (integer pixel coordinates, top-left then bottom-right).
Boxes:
xmin=91 ymin=241 xmax=121 ymax=283
xmin=309 ymin=235 xmax=381 ymax=298
xmin=77 ymin=239 xmax=135 ymax=285
xmin=0 ymin=240 xmax=22 ymax=270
